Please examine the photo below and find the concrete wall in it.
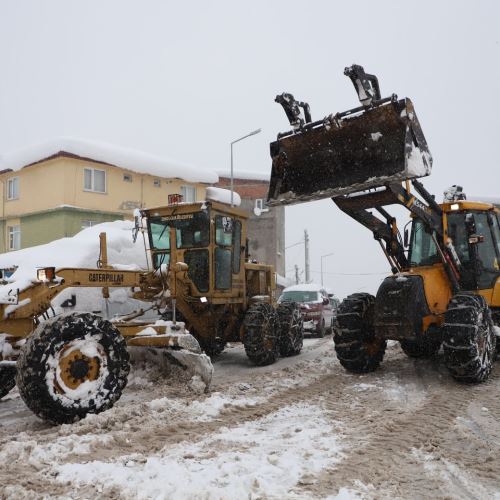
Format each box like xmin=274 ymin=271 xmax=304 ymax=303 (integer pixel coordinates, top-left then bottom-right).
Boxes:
xmin=216 ymin=176 xmax=285 ymax=276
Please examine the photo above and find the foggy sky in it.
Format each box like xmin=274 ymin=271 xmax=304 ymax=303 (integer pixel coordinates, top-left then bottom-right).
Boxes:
xmin=1 ymin=0 xmax=499 ymax=298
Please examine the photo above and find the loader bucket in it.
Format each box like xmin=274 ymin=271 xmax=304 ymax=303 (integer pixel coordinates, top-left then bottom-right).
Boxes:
xmin=267 ymin=98 xmax=432 ymax=206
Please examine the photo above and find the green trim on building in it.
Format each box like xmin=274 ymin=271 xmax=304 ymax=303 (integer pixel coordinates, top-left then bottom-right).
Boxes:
xmin=8 ymin=208 xmax=125 ymax=252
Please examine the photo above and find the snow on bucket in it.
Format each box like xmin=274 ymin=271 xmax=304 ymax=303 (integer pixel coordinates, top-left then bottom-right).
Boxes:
xmin=267 ymin=97 xmax=432 ymax=206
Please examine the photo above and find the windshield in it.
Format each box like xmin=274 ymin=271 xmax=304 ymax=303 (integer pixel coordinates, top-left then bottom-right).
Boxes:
xmin=280 ymin=290 xmax=320 ymax=303
xmin=408 ymin=219 xmax=440 ymax=267
xmin=149 ymin=212 xmax=210 ymax=250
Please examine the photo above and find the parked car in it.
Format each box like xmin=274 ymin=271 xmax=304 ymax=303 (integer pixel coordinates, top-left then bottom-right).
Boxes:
xmin=278 ymin=284 xmax=335 ymax=337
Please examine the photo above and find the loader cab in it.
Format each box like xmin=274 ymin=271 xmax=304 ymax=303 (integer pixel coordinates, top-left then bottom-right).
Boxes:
xmin=408 ymin=202 xmax=500 ymax=290
xmin=444 ymin=202 xmax=500 ymax=290
xmin=144 ymin=201 xmax=247 ymax=298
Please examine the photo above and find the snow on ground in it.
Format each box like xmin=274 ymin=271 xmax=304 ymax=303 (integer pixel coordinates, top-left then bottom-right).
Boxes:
xmin=56 ymin=403 xmax=343 ymax=499
xmin=1 ymin=339 xmax=500 ymax=499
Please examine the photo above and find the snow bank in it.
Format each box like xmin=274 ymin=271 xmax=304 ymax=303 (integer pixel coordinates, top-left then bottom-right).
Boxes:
xmin=0 ymin=220 xmax=146 ymax=283
xmin=0 ymin=221 xmax=148 ymax=316
xmin=205 ymin=186 xmax=241 ymax=206
xmin=0 ymin=137 xmax=218 ymax=184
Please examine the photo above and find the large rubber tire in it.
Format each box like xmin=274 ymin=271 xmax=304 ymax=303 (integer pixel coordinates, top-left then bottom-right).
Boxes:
xmin=400 ymin=338 xmax=441 ymax=358
xmin=16 ymin=312 xmax=130 ymax=424
xmin=443 ymin=293 xmax=496 ymax=383
xmin=198 ymin=337 xmax=226 ymax=357
xmin=334 ymin=293 xmax=386 ymax=373
xmin=0 ymin=366 xmax=16 ymax=400
xmin=277 ymin=302 xmax=304 ymax=357
xmin=243 ymin=303 xmax=280 ymax=366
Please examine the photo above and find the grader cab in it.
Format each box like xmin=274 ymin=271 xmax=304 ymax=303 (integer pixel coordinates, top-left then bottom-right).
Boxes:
xmin=268 ymin=64 xmax=499 ymax=383
xmin=0 ymin=191 xmax=303 ymax=424
xmin=140 ymin=199 xmax=304 ymax=362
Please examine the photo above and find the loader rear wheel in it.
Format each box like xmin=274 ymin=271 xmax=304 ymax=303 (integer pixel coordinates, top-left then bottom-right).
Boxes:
xmin=0 ymin=366 xmax=16 ymax=400
xmin=400 ymin=338 xmax=441 ymax=358
xmin=443 ymin=293 xmax=496 ymax=383
xmin=277 ymin=302 xmax=303 ymax=357
xmin=16 ymin=312 xmax=130 ymax=424
xmin=243 ymin=303 xmax=280 ymax=366
xmin=334 ymin=293 xmax=386 ymax=373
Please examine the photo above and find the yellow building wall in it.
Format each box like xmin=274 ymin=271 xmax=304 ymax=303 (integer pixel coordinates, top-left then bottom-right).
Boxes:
xmin=0 ymin=157 xmax=208 ymax=220
xmin=0 ymin=159 xmax=66 ymax=218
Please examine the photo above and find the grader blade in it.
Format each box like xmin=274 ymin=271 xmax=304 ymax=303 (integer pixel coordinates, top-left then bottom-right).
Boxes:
xmin=268 ymin=83 xmax=432 ymax=206
xmin=127 ymin=327 xmax=214 ymax=391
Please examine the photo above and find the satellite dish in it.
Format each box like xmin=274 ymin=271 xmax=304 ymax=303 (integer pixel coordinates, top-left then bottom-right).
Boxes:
xmin=253 ymin=206 xmax=262 ymax=217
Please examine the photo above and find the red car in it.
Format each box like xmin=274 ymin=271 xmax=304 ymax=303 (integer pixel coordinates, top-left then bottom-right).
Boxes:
xmin=279 ymin=284 xmax=337 ymax=337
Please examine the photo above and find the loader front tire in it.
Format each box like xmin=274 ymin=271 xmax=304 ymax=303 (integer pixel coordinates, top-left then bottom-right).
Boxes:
xmin=443 ymin=293 xmax=496 ymax=383
xmin=0 ymin=366 xmax=16 ymax=400
xmin=334 ymin=293 xmax=386 ymax=373
xmin=243 ymin=303 xmax=280 ymax=366
xmin=277 ymin=302 xmax=303 ymax=357
xmin=16 ymin=313 xmax=130 ymax=424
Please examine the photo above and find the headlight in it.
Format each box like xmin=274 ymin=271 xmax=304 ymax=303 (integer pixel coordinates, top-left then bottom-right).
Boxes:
xmin=37 ymin=267 xmax=56 ymax=282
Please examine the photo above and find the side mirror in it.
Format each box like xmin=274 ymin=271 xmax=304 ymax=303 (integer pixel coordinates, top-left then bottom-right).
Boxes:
xmin=323 ymin=297 xmax=329 ymax=305
xmin=404 ymin=228 xmax=409 ymax=248
xmin=465 ymin=213 xmax=484 ymax=244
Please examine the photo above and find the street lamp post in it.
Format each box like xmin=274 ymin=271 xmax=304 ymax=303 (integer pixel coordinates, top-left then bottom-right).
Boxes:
xmin=320 ymin=252 xmax=335 ymax=286
xmin=230 ymin=128 xmax=262 ymax=206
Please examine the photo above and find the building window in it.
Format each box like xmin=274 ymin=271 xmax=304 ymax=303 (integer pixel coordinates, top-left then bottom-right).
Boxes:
xmin=81 ymin=220 xmax=97 ymax=230
xmin=181 ymin=185 xmax=196 ymax=202
xmin=84 ymin=168 xmax=106 ymax=193
xmin=153 ymin=179 xmax=161 ymax=188
xmin=7 ymin=177 xmax=19 ymax=200
xmin=8 ymin=225 xmax=21 ymax=250
xmin=123 ymin=174 xmax=133 ymax=182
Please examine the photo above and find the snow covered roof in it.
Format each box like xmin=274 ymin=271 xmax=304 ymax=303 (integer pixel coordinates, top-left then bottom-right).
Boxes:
xmin=216 ymin=169 xmax=270 ymax=181
xmin=205 ymin=187 xmax=241 ymax=207
xmin=282 ymin=283 xmax=325 ymax=293
xmin=0 ymin=137 xmax=218 ymax=184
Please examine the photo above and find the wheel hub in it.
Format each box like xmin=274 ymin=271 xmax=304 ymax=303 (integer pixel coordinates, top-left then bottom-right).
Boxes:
xmin=57 ymin=348 xmax=100 ymax=392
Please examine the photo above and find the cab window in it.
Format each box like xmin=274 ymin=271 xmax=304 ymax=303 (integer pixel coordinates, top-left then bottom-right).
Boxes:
xmin=215 ymin=215 xmax=233 ymax=289
xmin=408 ymin=219 xmax=440 ymax=266
xmin=149 ymin=219 xmax=170 ymax=250
xmin=184 ymin=250 xmax=209 ymax=292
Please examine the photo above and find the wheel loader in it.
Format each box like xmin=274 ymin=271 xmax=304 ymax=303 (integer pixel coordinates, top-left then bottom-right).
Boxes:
xmin=0 ymin=191 xmax=303 ymax=424
xmin=267 ymin=64 xmax=499 ymax=383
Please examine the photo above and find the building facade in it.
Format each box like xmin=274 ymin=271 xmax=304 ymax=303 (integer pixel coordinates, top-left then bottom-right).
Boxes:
xmin=215 ymin=172 xmax=285 ymax=276
xmin=0 ymin=138 xmax=216 ymax=252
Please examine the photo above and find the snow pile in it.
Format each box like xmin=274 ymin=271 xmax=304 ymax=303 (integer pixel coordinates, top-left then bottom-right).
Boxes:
xmin=0 ymin=137 xmax=218 ymax=184
xmin=205 ymin=186 xmax=241 ymax=206
xmin=0 ymin=220 xmax=149 ymax=316
xmin=56 ymin=403 xmax=345 ymax=499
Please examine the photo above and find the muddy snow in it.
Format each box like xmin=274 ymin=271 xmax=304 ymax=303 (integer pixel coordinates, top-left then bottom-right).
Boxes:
xmin=1 ymin=338 xmax=500 ymax=499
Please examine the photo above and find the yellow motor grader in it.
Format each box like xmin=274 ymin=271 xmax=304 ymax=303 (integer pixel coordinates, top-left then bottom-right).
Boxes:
xmin=268 ymin=64 xmax=499 ymax=383
xmin=0 ymin=193 xmax=303 ymax=424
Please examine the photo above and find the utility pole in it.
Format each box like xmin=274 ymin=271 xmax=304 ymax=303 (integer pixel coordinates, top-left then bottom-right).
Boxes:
xmin=304 ymin=229 xmax=310 ymax=283
xmin=295 ymin=264 xmax=299 ymax=284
